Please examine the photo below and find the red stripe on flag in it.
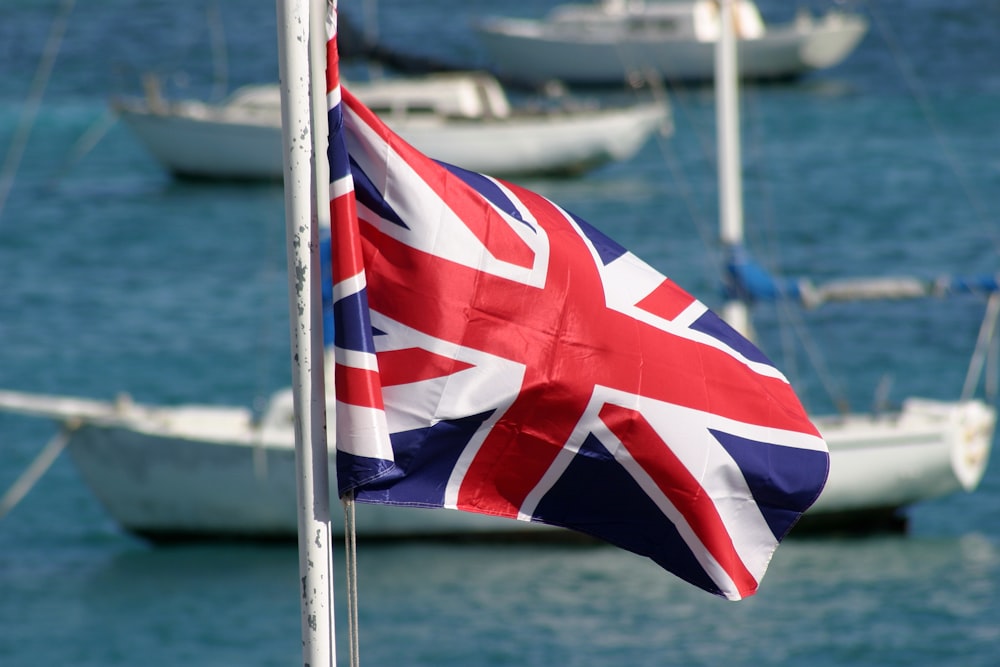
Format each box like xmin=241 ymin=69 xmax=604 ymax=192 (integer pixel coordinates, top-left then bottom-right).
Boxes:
xmin=335 ymin=364 xmax=385 ymax=410
xmin=331 ymin=193 xmax=365 ymax=285
xmin=378 ymin=348 xmax=475 ymax=387
xmin=599 ymin=403 xmax=760 ymax=598
xmin=636 ymin=279 xmax=696 ymax=321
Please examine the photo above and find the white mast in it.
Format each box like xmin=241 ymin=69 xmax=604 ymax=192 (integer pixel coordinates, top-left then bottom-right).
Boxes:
xmin=276 ymin=0 xmax=336 ymax=666
xmin=716 ymin=0 xmax=751 ymax=338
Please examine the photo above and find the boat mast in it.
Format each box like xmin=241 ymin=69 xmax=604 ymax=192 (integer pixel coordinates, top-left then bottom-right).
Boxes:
xmin=276 ymin=0 xmax=337 ymax=665
xmin=716 ymin=0 xmax=751 ymax=338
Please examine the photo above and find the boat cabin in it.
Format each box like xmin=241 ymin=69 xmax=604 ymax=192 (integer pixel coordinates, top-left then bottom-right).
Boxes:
xmin=220 ymin=73 xmax=514 ymax=122
xmin=548 ymin=0 xmax=765 ymax=42
xmin=349 ymin=73 xmax=513 ymax=120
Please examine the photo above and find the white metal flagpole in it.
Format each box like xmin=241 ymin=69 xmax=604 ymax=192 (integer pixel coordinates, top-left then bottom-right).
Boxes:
xmin=276 ymin=0 xmax=337 ymax=665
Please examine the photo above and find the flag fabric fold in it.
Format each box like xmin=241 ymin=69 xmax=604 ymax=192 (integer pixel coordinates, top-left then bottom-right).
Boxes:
xmin=324 ymin=8 xmax=828 ymax=601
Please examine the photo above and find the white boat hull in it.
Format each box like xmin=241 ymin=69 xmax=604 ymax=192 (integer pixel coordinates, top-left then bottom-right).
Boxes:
xmin=117 ymin=112 xmax=284 ymax=182
xmin=476 ymin=11 xmax=868 ymax=85
xmin=114 ymin=89 xmax=669 ymax=181
xmin=0 ymin=391 xmax=552 ymax=540
xmin=68 ymin=421 xmax=552 ymax=540
xmin=811 ymin=399 xmax=994 ymax=513
xmin=1 ymin=389 xmax=992 ymax=540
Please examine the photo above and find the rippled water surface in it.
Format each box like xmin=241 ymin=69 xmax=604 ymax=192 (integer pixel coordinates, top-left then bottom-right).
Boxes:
xmin=2 ymin=1 xmax=999 ymax=665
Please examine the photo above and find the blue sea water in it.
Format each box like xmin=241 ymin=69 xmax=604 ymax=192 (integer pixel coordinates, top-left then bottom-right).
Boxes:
xmin=2 ymin=1 xmax=1000 ymax=665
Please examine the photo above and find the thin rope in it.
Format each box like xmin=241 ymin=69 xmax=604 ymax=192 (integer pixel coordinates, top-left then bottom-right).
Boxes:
xmin=0 ymin=0 xmax=76 ymax=224
xmin=987 ymin=315 xmax=999 ymax=402
xmin=50 ymin=108 xmax=119 ymax=185
xmin=867 ymin=3 xmax=999 ymax=255
xmin=639 ymin=76 xmax=722 ymax=288
xmin=962 ymin=292 xmax=1000 ymax=401
xmin=206 ymin=1 xmax=229 ymax=101
xmin=777 ymin=297 xmax=852 ymax=414
xmin=343 ymin=492 xmax=361 ymax=667
xmin=0 ymin=421 xmax=77 ymax=517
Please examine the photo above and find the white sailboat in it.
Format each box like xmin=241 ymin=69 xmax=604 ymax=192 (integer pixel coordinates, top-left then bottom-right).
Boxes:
xmin=0 ymin=381 xmax=553 ymax=540
xmin=475 ymin=0 xmax=869 ymax=86
xmin=709 ymin=0 xmax=996 ymax=531
xmin=113 ymin=71 xmax=670 ymax=181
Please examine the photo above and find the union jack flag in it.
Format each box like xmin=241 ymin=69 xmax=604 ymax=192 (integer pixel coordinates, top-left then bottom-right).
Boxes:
xmin=324 ymin=9 xmax=828 ymax=600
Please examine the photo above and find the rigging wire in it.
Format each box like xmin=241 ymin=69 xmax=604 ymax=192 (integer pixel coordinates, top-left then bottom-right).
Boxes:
xmin=207 ymin=1 xmax=230 ymax=101
xmin=865 ymin=1 xmax=1000 ymax=403
xmin=654 ymin=82 xmax=727 ymax=285
xmin=739 ymin=70 xmax=854 ymax=412
xmin=866 ymin=2 xmax=999 ymax=257
xmin=0 ymin=422 xmax=76 ymax=518
xmin=962 ymin=292 xmax=1000 ymax=401
xmin=50 ymin=107 xmax=119 ymax=185
xmin=636 ymin=70 xmax=723 ymax=284
xmin=0 ymin=0 xmax=75 ymax=224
